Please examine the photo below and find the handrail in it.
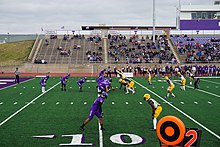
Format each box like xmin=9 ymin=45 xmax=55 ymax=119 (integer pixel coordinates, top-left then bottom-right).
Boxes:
xmin=27 ymin=34 xmax=40 ymax=62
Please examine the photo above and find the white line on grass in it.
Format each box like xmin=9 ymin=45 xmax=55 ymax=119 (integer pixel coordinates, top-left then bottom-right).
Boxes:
xmin=132 ymin=79 xmax=220 ymax=140
xmin=0 ymin=78 xmax=35 ymax=91
xmin=200 ymin=79 xmax=220 ymax=85
xmin=173 ymin=81 xmax=220 ymax=98
xmin=98 ymin=120 xmax=103 ymax=147
xmin=0 ymin=82 xmax=60 ymax=127
xmin=195 ymin=76 xmax=220 ymax=79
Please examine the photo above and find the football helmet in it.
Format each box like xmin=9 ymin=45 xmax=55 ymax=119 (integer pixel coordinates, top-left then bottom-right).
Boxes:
xmin=143 ymin=94 xmax=150 ymax=100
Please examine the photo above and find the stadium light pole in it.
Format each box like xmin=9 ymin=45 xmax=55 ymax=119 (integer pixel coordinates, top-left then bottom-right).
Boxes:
xmin=7 ymin=32 xmax=10 ymax=42
xmin=177 ymin=0 xmax=181 ymax=30
xmin=152 ymin=0 xmax=156 ymax=43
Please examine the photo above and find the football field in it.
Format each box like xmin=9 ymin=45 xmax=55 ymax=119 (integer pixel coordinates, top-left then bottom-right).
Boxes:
xmin=0 ymin=76 xmax=220 ymax=147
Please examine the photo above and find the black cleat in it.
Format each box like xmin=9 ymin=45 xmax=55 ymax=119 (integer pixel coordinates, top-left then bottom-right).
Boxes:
xmin=80 ymin=126 xmax=84 ymax=131
xmin=149 ymin=128 xmax=156 ymax=131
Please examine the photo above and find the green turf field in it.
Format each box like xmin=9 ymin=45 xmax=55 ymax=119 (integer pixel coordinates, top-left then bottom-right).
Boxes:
xmin=0 ymin=76 xmax=220 ymax=147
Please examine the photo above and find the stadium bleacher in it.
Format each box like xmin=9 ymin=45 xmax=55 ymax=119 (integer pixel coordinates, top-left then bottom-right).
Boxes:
xmin=35 ymin=34 xmax=103 ymax=64
xmin=170 ymin=35 xmax=220 ymax=63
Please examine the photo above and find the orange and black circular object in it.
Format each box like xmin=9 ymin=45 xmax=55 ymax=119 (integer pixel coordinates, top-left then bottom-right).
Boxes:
xmin=156 ymin=116 xmax=186 ymax=146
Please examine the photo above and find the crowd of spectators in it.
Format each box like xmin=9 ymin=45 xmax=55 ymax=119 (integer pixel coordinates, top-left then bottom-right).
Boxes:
xmin=107 ymin=64 xmax=220 ymax=77
xmin=107 ymin=34 xmax=175 ymax=64
xmin=86 ymin=50 xmax=103 ymax=62
xmin=170 ymin=34 xmax=220 ymax=63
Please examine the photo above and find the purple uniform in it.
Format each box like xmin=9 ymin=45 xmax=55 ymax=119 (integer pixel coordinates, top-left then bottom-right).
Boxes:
xmin=61 ymin=75 xmax=69 ymax=85
xmin=61 ymin=73 xmax=70 ymax=91
xmin=98 ymin=79 xmax=110 ymax=92
xmin=40 ymin=75 xmax=49 ymax=87
xmin=88 ymin=97 xmax=104 ymax=120
xmin=40 ymin=78 xmax=46 ymax=87
xmin=98 ymin=69 xmax=106 ymax=77
xmin=96 ymin=75 xmax=104 ymax=83
xmin=77 ymin=77 xmax=86 ymax=88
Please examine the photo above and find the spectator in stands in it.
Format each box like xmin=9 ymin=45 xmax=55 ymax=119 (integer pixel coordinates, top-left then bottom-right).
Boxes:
xmin=57 ymin=46 xmax=62 ymax=50
xmin=45 ymin=39 xmax=49 ymax=45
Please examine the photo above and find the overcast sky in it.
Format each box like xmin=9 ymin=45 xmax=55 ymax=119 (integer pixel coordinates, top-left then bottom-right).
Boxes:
xmin=0 ymin=0 xmax=215 ymax=34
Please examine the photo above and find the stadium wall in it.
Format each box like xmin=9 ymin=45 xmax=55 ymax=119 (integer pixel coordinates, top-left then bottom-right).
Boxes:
xmin=1 ymin=63 xmax=220 ymax=77
xmin=180 ymin=19 xmax=220 ymax=30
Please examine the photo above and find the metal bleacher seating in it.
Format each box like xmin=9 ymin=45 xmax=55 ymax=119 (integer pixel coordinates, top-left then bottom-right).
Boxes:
xmin=35 ymin=35 xmax=103 ymax=64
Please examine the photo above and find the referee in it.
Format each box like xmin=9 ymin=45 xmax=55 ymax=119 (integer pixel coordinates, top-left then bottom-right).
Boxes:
xmin=15 ymin=67 xmax=20 ymax=84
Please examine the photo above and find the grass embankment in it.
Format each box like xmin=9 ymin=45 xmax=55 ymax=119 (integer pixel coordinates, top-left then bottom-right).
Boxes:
xmin=0 ymin=40 xmax=34 ymax=66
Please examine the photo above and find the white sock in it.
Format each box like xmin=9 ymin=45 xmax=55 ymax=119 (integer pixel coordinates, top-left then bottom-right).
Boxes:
xmin=126 ymin=87 xmax=129 ymax=93
xmin=167 ymin=93 xmax=170 ymax=97
xmin=171 ymin=93 xmax=175 ymax=97
xmin=42 ymin=87 xmax=45 ymax=93
xmin=183 ymin=86 xmax=185 ymax=91
xmin=153 ymin=118 xmax=157 ymax=130
xmin=190 ymin=82 xmax=192 ymax=85
xmin=128 ymin=88 xmax=134 ymax=93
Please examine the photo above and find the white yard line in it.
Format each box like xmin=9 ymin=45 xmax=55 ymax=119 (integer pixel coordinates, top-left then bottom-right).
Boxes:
xmin=200 ymin=79 xmax=220 ymax=85
xmin=0 ymin=82 xmax=60 ymax=127
xmin=98 ymin=120 xmax=103 ymax=147
xmin=173 ymin=81 xmax=220 ymax=98
xmin=0 ymin=78 xmax=35 ymax=91
xmin=194 ymin=76 xmax=220 ymax=79
xmin=132 ymin=79 xmax=220 ymax=140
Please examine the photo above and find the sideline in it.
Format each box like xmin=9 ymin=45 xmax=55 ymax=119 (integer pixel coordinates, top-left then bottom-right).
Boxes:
xmin=0 ymin=82 xmax=60 ymax=127
xmin=0 ymin=78 xmax=35 ymax=91
xmin=132 ymin=79 xmax=220 ymax=140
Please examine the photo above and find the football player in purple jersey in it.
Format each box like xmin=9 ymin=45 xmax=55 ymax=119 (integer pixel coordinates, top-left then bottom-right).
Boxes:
xmin=80 ymin=92 xmax=108 ymax=131
xmin=39 ymin=75 xmax=50 ymax=93
xmin=77 ymin=77 xmax=87 ymax=92
xmin=60 ymin=73 xmax=70 ymax=91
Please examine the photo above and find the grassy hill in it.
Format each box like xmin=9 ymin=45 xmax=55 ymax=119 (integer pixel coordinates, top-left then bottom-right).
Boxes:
xmin=0 ymin=40 xmax=34 ymax=66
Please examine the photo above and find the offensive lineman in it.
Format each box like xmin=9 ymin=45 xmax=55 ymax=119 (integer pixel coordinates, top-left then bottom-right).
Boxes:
xmin=143 ymin=94 xmax=162 ymax=131
xmin=125 ymin=79 xmax=135 ymax=94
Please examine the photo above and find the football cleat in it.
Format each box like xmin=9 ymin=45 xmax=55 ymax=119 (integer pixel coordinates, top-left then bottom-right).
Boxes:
xmin=150 ymin=128 xmax=156 ymax=131
xmin=80 ymin=126 xmax=84 ymax=131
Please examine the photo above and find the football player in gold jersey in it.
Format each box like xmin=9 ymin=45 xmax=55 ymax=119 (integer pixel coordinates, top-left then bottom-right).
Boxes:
xmin=164 ymin=76 xmax=175 ymax=98
xmin=177 ymin=72 xmax=186 ymax=91
xmin=143 ymin=94 xmax=162 ymax=131
xmin=146 ymin=70 xmax=152 ymax=85
xmin=125 ymin=79 xmax=135 ymax=94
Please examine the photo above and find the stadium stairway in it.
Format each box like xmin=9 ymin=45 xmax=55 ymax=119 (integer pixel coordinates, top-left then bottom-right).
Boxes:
xmin=168 ymin=39 xmax=181 ymax=63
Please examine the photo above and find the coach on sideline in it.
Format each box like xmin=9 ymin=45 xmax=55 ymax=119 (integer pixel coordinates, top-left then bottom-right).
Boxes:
xmin=14 ymin=67 xmax=20 ymax=84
